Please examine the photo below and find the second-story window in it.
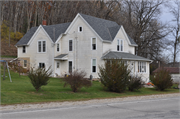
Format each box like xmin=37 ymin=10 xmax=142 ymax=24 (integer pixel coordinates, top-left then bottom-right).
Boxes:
xmin=38 ymin=41 xmax=46 ymax=53
xmin=78 ymin=26 xmax=83 ymax=32
xmin=117 ymin=39 xmax=123 ymax=51
xmin=69 ymin=40 xmax=73 ymax=51
xmin=92 ymin=38 xmax=96 ymax=50
xmin=117 ymin=39 xmax=119 ymax=51
xmin=22 ymin=46 xmax=26 ymax=53
xmin=57 ymin=43 xmax=59 ymax=52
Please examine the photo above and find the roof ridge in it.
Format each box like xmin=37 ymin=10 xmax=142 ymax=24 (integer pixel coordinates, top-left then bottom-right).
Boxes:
xmin=79 ymin=13 xmax=118 ymax=24
xmin=42 ymin=22 xmax=71 ymax=27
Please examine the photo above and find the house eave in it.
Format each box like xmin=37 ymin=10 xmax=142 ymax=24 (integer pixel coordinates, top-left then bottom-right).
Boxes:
xmin=102 ymin=57 xmax=152 ymax=62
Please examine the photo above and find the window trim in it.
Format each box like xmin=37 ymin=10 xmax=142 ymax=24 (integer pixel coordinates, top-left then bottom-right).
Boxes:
xmin=138 ymin=61 xmax=146 ymax=73
xmin=68 ymin=60 xmax=73 ymax=74
xmin=37 ymin=40 xmax=46 ymax=53
xmin=117 ymin=39 xmax=124 ymax=52
xmin=91 ymin=58 xmax=97 ymax=73
xmin=23 ymin=60 xmax=27 ymax=68
xmin=91 ymin=37 xmax=97 ymax=50
xmin=22 ymin=46 xmax=26 ymax=53
xmin=78 ymin=26 xmax=83 ymax=32
xmin=57 ymin=43 xmax=60 ymax=52
xmin=69 ymin=39 xmax=73 ymax=51
xmin=39 ymin=62 xmax=45 ymax=68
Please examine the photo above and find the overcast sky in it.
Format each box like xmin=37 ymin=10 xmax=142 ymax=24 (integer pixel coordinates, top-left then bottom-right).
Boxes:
xmin=160 ymin=1 xmax=180 ymax=62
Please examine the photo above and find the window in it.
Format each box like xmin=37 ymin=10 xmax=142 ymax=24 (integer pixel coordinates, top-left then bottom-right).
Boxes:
xmin=69 ymin=61 xmax=72 ymax=73
xmin=38 ymin=41 xmax=46 ymax=52
xmin=138 ymin=62 xmax=146 ymax=73
xmin=117 ymin=40 xmax=119 ymax=51
xmin=24 ymin=60 xmax=27 ymax=67
xmin=78 ymin=26 xmax=83 ymax=32
xmin=39 ymin=63 xmax=45 ymax=68
xmin=57 ymin=43 xmax=59 ymax=52
xmin=22 ymin=46 xmax=26 ymax=53
xmin=57 ymin=62 xmax=60 ymax=68
xmin=69 ymin=40 xmax=73 ymax=51
xmin=92 ymin=38 xmax=96 ymax=50
xmin=117 ymin=39 xmax=123 ymax=51
xmin=92 ymin=59 xmax=96 ymax=73
xmin=121 ymin=40 xmax=123 ymax=51
xmin=43 ymin=41 xmax=46 ymax=52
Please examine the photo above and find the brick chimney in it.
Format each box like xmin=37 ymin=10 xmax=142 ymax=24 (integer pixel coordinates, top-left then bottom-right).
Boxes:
xmin=42 ymin=20 xmax=47 ymax=26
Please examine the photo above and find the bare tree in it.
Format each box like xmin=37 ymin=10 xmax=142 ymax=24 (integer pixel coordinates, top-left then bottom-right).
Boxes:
xmin=168 ymin=0 xmax=180 ymax=65
xmin=121 ymin=0 xmax=170 ymax=60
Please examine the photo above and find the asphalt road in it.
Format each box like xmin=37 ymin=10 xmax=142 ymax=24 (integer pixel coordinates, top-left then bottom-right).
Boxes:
xmin=1 ymin=96 xmax=180 ymax=119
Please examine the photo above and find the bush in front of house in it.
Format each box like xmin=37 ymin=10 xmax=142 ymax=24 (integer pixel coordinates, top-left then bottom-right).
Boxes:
xmin=98 ymin=59 xmax=130 ymax=93
xmin=151 ymin=68 xmax=173 ymax=91
xmin=63 ymin=70 xmax=92 ymax=92
xmin=128 ymin=75 xmax=143 ymax=91
xmin=28 ymin=67 xmax=52 ymax=91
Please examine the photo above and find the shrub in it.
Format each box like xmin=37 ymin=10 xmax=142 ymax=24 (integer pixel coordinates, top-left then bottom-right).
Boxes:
xmin=128 ymin=75 xmax=143 ymax=91
xmin=151 ymin=68 xmax=173 ymax=91
xmin=28 ymin=67 xmax=52 ymax=91
xmin=8 ymin=62 xmax=28 ymax=73
xmin=63 ymin=70 xmax=92 ymax=92
xmin=98 ymin=59 xmax=130 ymax=93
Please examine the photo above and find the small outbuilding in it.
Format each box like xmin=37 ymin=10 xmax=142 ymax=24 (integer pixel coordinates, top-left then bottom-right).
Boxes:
xmin=153 ymin=67 xmax=180 ymax=83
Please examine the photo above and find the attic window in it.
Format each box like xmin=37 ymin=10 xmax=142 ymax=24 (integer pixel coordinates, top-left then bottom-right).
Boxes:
xmin=22 ymin=46 xmax=26 ymax=53
xmin=78 ymin=26 xmax=83 ymax=32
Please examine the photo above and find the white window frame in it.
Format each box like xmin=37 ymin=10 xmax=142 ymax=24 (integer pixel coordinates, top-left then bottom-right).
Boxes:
xmin=117 ymin=39 xmax=124 ymax=52
xmin=91 ymin=37 xmax=97 ymax=50
xmin=22 ymin=46 xmax=26 ymax=53
xmin=39 ymin=62 xmax=45 ymax=68
xmin=91 ymin=59 xmax=97 ymax=73
xmin=68 ymin=60 xmax=73 ymax=73
xmin=138 ymin=61 xmax=146 ymax=73
xmin=37 ymin=40 xmax=46 ymax=53
xmin=24 ymin=60 xmax=27 ymax=68
xmin=69 ymin=39 xmax=73 ymax=51
xmin=78 ymin=26 xmax=83 ymax=32
xmin=57 ymin=43 xmax=60 ymax=52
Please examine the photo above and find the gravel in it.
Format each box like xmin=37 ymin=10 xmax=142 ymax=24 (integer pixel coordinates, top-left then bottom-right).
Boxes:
xmin=1 ymin=93 xmax=179 ymax=112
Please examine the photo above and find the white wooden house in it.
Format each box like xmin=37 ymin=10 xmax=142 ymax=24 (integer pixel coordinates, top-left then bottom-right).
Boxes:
xmin=15 ymin=13 xmax=152 ymax=82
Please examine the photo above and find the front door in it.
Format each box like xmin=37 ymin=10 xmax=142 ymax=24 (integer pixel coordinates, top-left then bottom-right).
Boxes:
xmin=55 ymin=61 xmax=60 ymax=76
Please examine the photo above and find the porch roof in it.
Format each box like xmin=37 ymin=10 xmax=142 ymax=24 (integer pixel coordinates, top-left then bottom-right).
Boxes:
xmin=54 ymin=54 xmax=68 ymax=60
xmin=102 ymin=51 xmax=152 ymax=62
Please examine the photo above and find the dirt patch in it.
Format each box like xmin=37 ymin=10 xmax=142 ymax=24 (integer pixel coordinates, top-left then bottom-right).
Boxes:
xmin=1 ymin=39 xmax=17 ymax=56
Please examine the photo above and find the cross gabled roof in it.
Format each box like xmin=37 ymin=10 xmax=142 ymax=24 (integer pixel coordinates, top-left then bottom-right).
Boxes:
xmin=15 ymin=13 xmax=137 ymax=46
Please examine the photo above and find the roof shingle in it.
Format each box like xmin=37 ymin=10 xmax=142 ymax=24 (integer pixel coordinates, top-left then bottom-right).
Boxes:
xmin=153 ymin=67 xmax=180 ymax=74
xmin=16 ymin=13 xmax=137 ymax=46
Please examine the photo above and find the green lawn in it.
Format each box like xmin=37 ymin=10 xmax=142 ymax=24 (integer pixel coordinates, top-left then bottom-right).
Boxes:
xmin=1 ymin=69 xmax=179 ymax=105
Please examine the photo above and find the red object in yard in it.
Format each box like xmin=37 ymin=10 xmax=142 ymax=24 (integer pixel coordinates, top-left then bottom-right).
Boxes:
xmin=42 ymin=20 xmax=47 ymax=26
xmin=147 ymin=82 xmax=154 ymax=86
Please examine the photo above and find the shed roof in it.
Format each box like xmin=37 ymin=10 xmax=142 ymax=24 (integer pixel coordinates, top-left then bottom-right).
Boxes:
xmin=153 ymin=67 xmax=180 ymax=74
xmin=102 ymin=51 xmax=152 ymax=62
